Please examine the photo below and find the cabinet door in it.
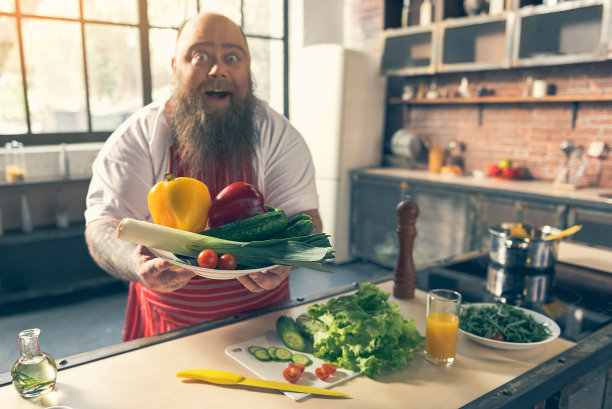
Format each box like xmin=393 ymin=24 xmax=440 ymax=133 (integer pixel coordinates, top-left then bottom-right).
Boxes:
xmin=350 ymin=175 xmax=407 ymax=267
xmin=567 ymin=207 xmax=612 ymax=248
xmin=409 ymin=185 xmax=473 ymax=265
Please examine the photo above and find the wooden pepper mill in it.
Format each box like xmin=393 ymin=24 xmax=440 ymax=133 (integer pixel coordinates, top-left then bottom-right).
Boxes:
xmin=393 ymin=198 xmax=419 ymax=299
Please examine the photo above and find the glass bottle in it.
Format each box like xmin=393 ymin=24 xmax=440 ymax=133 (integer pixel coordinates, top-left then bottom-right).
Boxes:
xmin=11 ymin=328 xmax=57 ymax=398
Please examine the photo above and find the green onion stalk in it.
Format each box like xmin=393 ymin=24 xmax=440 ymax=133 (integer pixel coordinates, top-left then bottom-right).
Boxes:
xmin=117 ymin=218 xmax=335 ymax=272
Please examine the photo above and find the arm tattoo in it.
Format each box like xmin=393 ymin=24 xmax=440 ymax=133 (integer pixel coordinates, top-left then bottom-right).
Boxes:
xmin=85 ymin=218 xmax=141 ymax=283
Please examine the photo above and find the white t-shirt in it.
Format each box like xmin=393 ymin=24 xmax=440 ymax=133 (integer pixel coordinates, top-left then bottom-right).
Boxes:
xmin=85 ymin=99 xmax=319 ymax=224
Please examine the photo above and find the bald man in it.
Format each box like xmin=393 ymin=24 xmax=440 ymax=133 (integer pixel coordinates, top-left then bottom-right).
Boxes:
xmin=84 ymin=13 xmax=322 ymax=341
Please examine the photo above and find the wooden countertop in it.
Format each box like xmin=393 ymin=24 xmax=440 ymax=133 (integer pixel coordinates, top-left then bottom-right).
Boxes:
xmin=357 ymin=168 xmax=612 ymax=209
xmin=0 ymin=281 xmax=575 ymax=409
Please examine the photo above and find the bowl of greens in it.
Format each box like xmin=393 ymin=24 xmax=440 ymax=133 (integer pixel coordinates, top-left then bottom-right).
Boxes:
xmin=459 ymin=303 xmax=560 ymax=350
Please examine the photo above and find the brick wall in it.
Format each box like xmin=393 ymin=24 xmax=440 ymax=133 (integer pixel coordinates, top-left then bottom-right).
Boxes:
xmin=391 ymin=61 xmax=612 ymax=188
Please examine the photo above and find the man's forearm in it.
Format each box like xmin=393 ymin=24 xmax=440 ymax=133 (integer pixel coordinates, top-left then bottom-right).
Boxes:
xmin=85 ymin=218 xmax=141 ymax=283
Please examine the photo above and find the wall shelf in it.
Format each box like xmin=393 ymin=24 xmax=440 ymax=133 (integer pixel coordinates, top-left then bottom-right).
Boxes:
xmin=389 ymin=94 xmax=612 ymax=127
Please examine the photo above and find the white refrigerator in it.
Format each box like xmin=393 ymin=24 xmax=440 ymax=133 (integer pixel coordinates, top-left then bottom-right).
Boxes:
xmin=290 ymin=44 xmax=386 ymax=263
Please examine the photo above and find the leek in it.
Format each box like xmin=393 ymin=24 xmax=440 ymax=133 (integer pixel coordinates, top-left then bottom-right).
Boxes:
xmin=117 ymin=218 xmax=335 ymax=272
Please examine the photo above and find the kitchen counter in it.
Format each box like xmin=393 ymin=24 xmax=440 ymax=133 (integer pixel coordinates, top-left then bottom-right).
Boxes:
xmin=0 ymin=280 xmax=576 ymax=409
xmin=360 ymin=168 xmax=612 ymax=210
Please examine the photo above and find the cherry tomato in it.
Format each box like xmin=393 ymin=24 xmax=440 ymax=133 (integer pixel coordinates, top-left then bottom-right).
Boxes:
xmin=218 ymin=254 xmax=238 ymax=270
xmin=283 ymin=366 xmax=302 ymax=383
xmin=321 ymin=363 xmax=337 ymax=375
xmin=197 ymin=249 xmax=218 ymax=269
xmin=288 ymin=362 xmax=306 ymax=373
xmin=491 ymin=332 xmax=505 ymax=341
xmin=315 ymin=366 xmax=331 ymax=380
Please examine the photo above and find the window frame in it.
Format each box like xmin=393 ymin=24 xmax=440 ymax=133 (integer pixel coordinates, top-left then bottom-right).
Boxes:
xmin=0 ymin=0 xmax=289 ymax=146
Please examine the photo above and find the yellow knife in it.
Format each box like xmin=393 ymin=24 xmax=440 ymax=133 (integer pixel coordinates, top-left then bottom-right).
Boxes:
xmin=176 ymin=369 xmax=349 ymax=397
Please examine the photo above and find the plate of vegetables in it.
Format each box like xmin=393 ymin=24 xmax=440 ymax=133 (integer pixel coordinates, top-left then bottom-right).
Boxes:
xmin=459 ymin=303 xmax=560 ymax=350
xmin=148 ymin=247 xmax=278 ymax=280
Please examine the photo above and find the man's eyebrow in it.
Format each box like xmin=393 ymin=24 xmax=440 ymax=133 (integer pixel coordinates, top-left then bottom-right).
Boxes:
xmin=189 ymin=41 xmax=247 ymax=56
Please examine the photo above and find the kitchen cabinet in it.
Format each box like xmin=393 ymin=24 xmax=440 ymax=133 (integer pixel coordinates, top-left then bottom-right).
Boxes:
xmin=351 ymin=171 xmax=474 ymax=267
xmin=381 ymin=0 xmax=611 ymax=75
xmin=350 ymin=168 xmax=612 ymax=265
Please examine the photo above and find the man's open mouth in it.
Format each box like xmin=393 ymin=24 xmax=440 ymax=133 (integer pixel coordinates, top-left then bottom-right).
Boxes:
xmin=204 ymin=90 xmax=231 ymax=100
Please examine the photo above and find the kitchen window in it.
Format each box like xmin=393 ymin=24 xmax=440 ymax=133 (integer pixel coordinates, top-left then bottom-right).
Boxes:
xmin=0 ymin=0 xmax=288 ymax=146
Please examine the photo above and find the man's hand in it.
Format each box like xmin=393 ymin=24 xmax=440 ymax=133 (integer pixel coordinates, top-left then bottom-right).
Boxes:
xmin=134 ymin=245 xmax=196 ymax=292
xmin=237 ymin=265 xmax=291 ymax=293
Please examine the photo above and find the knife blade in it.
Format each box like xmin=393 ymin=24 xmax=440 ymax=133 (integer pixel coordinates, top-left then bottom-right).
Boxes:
xmin=176 ymin=369 xmax=349 ymax=397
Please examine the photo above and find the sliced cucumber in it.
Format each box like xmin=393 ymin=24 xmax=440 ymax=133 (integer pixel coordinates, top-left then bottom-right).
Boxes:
xmin=266 ymin=346 xmax=278 ymax=359
xmin=253 ymin=348 xmax=272 ymax=362
xmin=291 ymin=354 xmax=313 ymax=367
xmin=274 ymin=347 xmax=293 ymax=361
xmin=248 ymin=345 xmax=263 ymax=355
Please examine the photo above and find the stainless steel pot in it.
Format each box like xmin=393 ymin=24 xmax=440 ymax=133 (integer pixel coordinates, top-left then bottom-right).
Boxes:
xmin=488 ymin=223 xmax=562 ymax=270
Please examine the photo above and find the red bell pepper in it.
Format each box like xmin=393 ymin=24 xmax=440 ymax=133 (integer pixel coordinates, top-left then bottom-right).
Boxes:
xmin=208 ymin=182 xmax=266 ymax=229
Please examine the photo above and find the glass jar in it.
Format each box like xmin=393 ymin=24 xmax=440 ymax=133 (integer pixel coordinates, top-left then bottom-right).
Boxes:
xmin=5 ymin=140 xmax=27 ymax=182
xmin=11 ymin=328 xmax=57 ymax=398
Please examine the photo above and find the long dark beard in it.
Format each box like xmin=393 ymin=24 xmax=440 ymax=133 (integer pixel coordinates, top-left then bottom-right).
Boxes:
xmin=168 ymin=84 xmax=257 ymax=179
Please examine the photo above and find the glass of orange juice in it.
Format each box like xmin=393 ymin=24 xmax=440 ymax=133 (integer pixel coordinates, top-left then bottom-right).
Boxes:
xmin=425 ymin=289 xmax=462 ymax=365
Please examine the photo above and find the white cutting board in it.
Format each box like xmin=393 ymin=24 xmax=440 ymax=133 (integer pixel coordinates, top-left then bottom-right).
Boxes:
xmin=225 ymin=331 xmax=360 ymax=401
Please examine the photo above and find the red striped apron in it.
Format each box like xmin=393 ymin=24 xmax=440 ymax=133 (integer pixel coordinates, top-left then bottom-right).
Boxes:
xmin=122 ymin=147 xmax=290 ymax=341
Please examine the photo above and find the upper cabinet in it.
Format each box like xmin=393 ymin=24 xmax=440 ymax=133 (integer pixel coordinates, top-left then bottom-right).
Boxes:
xmin=381 ymin=0 xmax=612 ymax=76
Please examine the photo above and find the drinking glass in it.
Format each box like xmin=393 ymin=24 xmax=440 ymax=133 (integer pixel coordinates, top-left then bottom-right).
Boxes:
xmin=425 ymin=289 xmax=462 ymax=365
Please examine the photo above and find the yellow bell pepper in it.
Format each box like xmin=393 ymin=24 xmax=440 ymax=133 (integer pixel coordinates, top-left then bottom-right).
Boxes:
xmin=147 ymin=172 xmax=211 ymax=232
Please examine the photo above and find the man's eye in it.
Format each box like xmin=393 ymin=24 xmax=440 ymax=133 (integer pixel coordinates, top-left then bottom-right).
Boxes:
xmin=192 ymin=53 xmax=208 ymax=65
xmin=226 ymin=54 xmax=239 ymax=64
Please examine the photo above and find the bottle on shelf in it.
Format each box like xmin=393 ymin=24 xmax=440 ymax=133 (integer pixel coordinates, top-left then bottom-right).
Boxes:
xmin=420 ymin=0 xmax=432 ymax=26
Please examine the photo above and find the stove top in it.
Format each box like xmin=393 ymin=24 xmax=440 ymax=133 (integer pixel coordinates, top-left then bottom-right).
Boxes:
xmin=417 ymin=252 xmax=612 ymax=342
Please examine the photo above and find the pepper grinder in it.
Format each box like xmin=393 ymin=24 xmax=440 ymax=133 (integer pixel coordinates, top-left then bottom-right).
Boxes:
xmin=393 ymin=198 xmax=419 ymax=299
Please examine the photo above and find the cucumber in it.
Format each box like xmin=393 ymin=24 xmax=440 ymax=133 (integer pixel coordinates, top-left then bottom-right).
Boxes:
xmin=253 ymin=348 xmax=272 ymax=362
xmin=269 ymin=213 xmax=314 ymax=239
xmin=274 ymin=347 xmax=293 ymax=361
xmin=248 ymin=346 xmax=263 ymax=355
xmin=201 ymin=206 xmax=288 ymax=242
xmin=266 ymin=346 xmax=278 ymax=359
xmin=276 ymin=315 xmax=308 ymax=352
xmin=291 ymin=354 xmax=313 ymax=367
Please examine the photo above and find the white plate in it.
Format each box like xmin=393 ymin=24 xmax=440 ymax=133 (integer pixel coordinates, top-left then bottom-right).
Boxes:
xmin=148 ymin=247 xmax=277 ymax=280
xmin=459 ymin=303 xmax=561 ymax=350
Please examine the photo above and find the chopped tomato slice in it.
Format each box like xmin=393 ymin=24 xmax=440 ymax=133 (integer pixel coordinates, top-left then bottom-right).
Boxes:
xmin=288 ymin=362 xmax=306 ymax=373
xmin=321 ymin=363 xmax=337 ymax=374
xmin=315 ymin=366 xmax=331 ymax=380
xmin=283 ymin=366 xmax=302 ymax=383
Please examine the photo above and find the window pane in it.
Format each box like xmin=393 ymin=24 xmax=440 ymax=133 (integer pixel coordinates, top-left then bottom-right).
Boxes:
xmin=249 ymin=37 xmax=283 ymax=114
xmin=148 ymin=0 xmax=198 ymax=28
xmin=243 ymin=0 xmax=284 ymax=38
xmin=150 ymin=28 xmax=175 ymax=102
xmin=0 ymin=0 xmax=14 ymax=12
xmin=19 ymin=0 xmax=79 ymax=19
xmin=22 ymin=19 xmax=87 ymax=132
xmin=83 ymin=0 xmax=138 ymax=24
xmin=0 ymin=16 xmax=27 ymax=134
xmin=86 ymin=24 xmax=142 ymax=131
xmin=198 ymin=0 xmax=241 ymax=25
